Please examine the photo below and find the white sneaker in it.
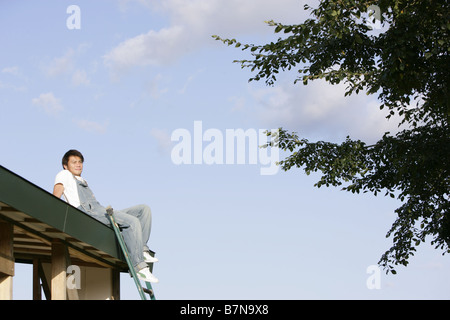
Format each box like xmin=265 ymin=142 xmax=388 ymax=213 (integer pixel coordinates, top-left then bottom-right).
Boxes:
xmin=137 ymin=267 xmax=159 ymax=283
xmin=143 ymin=251 xmax=159 ymax=263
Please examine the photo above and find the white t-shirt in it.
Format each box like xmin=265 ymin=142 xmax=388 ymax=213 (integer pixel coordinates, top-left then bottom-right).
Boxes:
xmin=54 ymin=169 xmax=87 ymax=208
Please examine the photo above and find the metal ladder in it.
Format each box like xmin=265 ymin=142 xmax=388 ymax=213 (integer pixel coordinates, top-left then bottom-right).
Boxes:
xmin=106 ymin=206 xmax=156 ymax=300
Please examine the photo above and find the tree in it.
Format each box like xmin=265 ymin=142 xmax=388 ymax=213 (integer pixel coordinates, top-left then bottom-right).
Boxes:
xmin=213 ymin=0 xmax=449 ymax=273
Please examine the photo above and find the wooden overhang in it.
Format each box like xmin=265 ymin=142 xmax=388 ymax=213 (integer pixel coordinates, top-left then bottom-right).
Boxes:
xmin=0 ymin=165 xmax=127 ymax=271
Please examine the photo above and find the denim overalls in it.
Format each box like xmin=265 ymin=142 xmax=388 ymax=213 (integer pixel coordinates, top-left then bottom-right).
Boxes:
xmin=75 ymin=177 xmax=151 ymax=272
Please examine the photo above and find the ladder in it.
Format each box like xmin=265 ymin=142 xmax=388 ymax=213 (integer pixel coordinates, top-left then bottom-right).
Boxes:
xmin=106 ymin=206 xmax=156 ymax=300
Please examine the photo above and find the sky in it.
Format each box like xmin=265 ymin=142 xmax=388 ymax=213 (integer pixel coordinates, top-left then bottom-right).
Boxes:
xmin=1 ymin=0 xmax=449 ymax=300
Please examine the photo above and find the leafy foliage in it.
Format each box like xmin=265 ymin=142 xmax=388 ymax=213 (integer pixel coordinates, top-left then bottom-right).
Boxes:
xmin=214 ymin=0 xmax=449 ymax=272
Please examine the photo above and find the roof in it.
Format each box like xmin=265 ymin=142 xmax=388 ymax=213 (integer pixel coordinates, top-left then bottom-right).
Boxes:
xmin=0 ymin=165 xmax=127 ymax=271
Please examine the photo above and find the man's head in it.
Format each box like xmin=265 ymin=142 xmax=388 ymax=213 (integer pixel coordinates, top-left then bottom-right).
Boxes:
xmin=62 ymin=149 xmax=84 ymax=176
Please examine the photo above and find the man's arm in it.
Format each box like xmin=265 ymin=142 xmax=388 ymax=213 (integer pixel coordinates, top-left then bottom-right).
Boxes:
xmin=53 ymin=183 xmax=64 ymax=198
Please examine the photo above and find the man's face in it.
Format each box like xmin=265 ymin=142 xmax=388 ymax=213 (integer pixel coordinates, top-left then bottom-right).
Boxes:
xmin=64 ymin=156 xmax=83 ymax=176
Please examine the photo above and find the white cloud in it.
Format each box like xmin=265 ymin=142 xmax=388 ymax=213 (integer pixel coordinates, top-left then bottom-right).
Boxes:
xmin=178 ymin=69 xmax=203 ymax=94
xmin=74 ymin=119 xmax=108 ymax=134
xmin=71 ymin=69 xmax=90 ymax=86
xmin=163 ymin=0 xmax=311 ymax=35
xmin=32 ymin=92 xmax=63 ymax=116
xmin=43 ymin=48 xmax=75 ymax=77
xmin=41 ymin=44 xmax=92 ymax=86
xmin=1 ymin=66 xmax=28 ymax=91
xmin=117 ymin=0 xmax=154 ymax=11
xmin=0 ymin=80 xmax=26 ymax=92
xmin=129 ymin=73 xmax=170 ymax=107
xmin=249 ymin=79 xmax=403 ymax=143
xmin=2 ymin=66 xmax=20 ymax=77
xmin=150 ymin=128 xmax=172 ymax=154
xmin=105 ymin=0 xmax=400 ymax=142
xmin=103 ymin=25 xmax=185 ymax=72
xmin=229 ymin=96 xmax=246 ymax=112
xmin=146 ymin=73 xmax=169 ymax=98
xmin=103 ymin=0 xmax=310 ymax=75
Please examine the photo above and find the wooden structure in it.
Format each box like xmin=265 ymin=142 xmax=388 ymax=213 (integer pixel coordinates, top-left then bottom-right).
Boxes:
xmin=0 ymin=165 xmax=130 ymax=300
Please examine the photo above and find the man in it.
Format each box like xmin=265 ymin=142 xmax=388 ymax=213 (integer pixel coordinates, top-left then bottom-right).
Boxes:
xmin=53 ymin=149 xmax=159 ymax=283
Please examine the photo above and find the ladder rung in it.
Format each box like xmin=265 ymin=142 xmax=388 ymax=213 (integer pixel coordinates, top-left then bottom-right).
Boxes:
xmin=143 ymin=288 xmax=153 ymax=295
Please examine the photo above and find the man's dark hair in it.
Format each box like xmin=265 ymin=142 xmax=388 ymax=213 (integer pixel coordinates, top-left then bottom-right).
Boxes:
xmin=62 ymin=149 xmax=84 ymax=168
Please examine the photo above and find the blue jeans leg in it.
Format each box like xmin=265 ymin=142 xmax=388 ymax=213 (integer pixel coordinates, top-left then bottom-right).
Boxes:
xmin=114 ymin=205 xmax=152 ymax=272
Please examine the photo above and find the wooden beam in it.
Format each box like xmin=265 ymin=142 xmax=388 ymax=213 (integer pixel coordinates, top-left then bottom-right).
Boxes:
xmin=0 ymin=220 xmax=14 ymax=300
xmin=32 ymin=259 xmax=41 ymax=300
xmin=51 ymin=240 xmax=67 ymax=300
xmin=0 ymin=220 xmax=14 ymax=276
xmin=111 ymin=269 xmax=120 ymax=300
xmin=65 ymin=252 xmax=79 ymax=300
xmin=0 ymin=276 xmax=13 ymax=300
xmin=36 ymin=260 xmax=51 ymax=300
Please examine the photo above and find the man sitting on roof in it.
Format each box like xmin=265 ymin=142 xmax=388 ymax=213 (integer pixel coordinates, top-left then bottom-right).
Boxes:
xmin=52 ymin=149 xmax=158 ymax=283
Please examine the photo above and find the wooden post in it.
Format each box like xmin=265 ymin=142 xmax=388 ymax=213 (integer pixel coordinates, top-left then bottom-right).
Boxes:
xmin=0 ymin=220 xmax=14 ymax=300
xmin=51 ymin=239 xmax=67 ymax=300
xmin=32 ymin=259 xmax=42 ymax=300
xmin=111 ymin=268 xmax=120 ymax=300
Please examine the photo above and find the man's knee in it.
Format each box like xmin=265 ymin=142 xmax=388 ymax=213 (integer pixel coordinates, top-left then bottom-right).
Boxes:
xmin=115 ymin=211 xmax=139 ymax=228
xmin=139 ymin=204 xmax=152 ymax=217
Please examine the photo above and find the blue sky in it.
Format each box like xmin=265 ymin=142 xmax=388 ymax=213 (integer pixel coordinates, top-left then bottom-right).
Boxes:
xmin=1 ymin=0 xmax=449 ymax=299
